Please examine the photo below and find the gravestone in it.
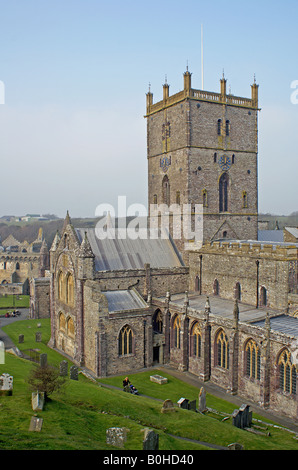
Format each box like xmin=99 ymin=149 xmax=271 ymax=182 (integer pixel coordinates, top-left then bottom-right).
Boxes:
xmin=106 ymin=427 xmax=128 ymax=448
xmin=232 ymin=409 xmax=242 ymax=429
xmin=60 ymin=360 xmax=68 ymax=376
xmin=232 ymin=405 xmax=252 ymax=429
xmin=188 ymin=400 xmax=197 ymax=412
xmin=177 ymin=398 xmax=189 ymax=409
xmin=161 ymin=399 xmax=176 ymax=413
xmin=29 ymin=416 xmax=43 ymax=432
xmin=40 ymin=353 xmax=47 ymax=368
xmin=70 ymin=365 xmax=78 ymax=381
xmin=18 ymin=334 xmax=24 ymax=344
xmin=199 ymin=387 xmax=207 ymax=413
xmin=0 ymin=373 xmax=13 ymax=396
xmin=143 ymin=429 xmax=159 ymax=450
xmin=31 ymin=391 xmax=45 ymax=411
xmin=35 ymin=332 xmax=42 ymax=342
xmin=228 ymin=443 xmax=244 ymax=450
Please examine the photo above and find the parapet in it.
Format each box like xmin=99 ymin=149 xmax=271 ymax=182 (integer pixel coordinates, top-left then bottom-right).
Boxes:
xmin=194 ymin=241 xmax=298 ymax=260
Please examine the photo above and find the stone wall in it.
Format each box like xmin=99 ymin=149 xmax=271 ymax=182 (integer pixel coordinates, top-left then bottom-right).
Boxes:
xmin=29 ymin=278 xmax=50 ymax=319
xmin=188 ymin=242 xmax=294 ymax=311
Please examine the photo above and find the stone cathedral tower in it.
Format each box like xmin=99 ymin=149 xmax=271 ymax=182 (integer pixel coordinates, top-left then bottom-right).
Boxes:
xmin=145 ymin=70 xmax=259 ymax=256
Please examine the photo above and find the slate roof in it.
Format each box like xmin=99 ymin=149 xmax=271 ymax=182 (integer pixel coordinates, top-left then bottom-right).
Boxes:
xmin=258 ymin=230 xmax=284 ymax=243
xmin=252 ymin=315 xmax=298 ymax=338
xmin=104 ymin=289 xmax=148 ymax=313
xmin=75 ymin=228 xmax=184 ymax=271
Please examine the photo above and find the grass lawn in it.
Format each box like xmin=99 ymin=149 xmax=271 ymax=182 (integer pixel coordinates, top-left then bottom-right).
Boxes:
xmin=0 ymin=295 xmax=30 ymax=312
xmin=0 ymin=318 xmax=298 ymax=450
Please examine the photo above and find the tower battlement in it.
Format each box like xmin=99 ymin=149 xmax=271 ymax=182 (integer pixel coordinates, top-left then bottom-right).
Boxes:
xmin=146 ymin=72 xmax=259 ymax=116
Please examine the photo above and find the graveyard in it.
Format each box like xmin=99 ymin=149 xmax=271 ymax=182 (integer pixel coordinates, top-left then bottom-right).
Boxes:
xmin=0 ymin=318 xmax=298 ymax=450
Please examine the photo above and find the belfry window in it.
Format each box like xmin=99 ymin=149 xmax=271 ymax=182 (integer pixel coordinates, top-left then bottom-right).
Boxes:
xmin=219 ymin=172 xmax=229 ymax=212
xmin=226 ymin=120 xmax=230 ymax=136
xmin=162 ymin=175 xmax=170 ymax=205
xmin=217 ymin=119 xmax=222 ymax=136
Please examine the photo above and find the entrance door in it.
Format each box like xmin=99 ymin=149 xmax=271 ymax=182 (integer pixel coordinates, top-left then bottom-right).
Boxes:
xmin=153 ymin=346 xmax=160 ymax=363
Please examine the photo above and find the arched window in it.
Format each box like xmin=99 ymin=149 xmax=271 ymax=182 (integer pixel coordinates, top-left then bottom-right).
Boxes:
xmin=58 ymin=271 xmax=65 ymax=302
xmin=191 ymin=323 xmax=201 ymax=358
xmin=59 ymin=312 xmax=66 ymax=332
xmin=153 ymin=310 xmax=163 ymax=333
xmin=278 ymin=349 xmax=297 ymax=395
xmin=118 ymin=325 xmax=134 ymax=356
xmin=195 ymin=275 xmax=200 ymax=292
xmin=16 ymin=262 xmax=20 ymax=270
xmin=235 ymin=282 xmax=241 ymax=301
xmin=217 ymin=119 xmax=222 ymax=136
xmin=214 ymin=153 xmax=217 ymax=163
xmin=226 ymin=120 xmax=230 ymax=136
xmin=162 ymin=175 xmax=170 ymax=205
xmin=219 ymin=173 xmax=229 ymax=213
xmin=213 ymin=279 xmax=219 ymax=296
xmin=67 ymin=317 xmax=75 ymax=338
xmin=173 ymin=316 xmax=181 ymax=349
xmin=245 ymin=339 xmax=261 ymax=380
xmin=216 ymin=329 xmax=229 ymax=369
xmin=176 ymin=191 xmax=181 ymax=205
xmin=260 ymin=287 xmax=267 ymax=307
xmin=66 ymin=274 xmax=74 ymax=306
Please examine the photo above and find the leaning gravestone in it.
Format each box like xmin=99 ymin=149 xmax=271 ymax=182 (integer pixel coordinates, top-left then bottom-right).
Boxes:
xmin=60 ymin=360 xmax=68 ymax=376
xmin=188 ymin=399 xmax=197 ymax=412
xmin=0 ymin=373 xmax=13 ymax=396
xmin=106 ymin=427 xmax=128 ymax=448
xmin=70 ymin=365 xmax=78 ymax=381
xmin=143 ymin=429 xmax=159 ymax=450
xmin=31 ymin=391 xmax=45 ymax=411
xmin=199 ymin=387 xmax=207 ymax=413
xmin=177 ymin=397 xmax=189 ymax=409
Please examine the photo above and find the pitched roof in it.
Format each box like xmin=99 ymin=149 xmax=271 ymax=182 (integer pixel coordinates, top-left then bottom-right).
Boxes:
xmin=75 ymin=228 xmax=184 ymax=271
xmin=104 ymin=289 xmax=148 ymax=313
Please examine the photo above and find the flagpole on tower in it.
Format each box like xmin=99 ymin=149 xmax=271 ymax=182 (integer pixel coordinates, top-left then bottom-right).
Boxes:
xmin=201 ymin=24 xmax=204 ymax=90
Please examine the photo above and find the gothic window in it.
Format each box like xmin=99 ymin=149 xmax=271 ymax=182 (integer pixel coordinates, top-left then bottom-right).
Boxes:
xmin=59 ymin=312 xmax=66 ymax=332
xmin=162 ymin=175 xmax=170 ymax=205
xmin=173 ymin=316 xmax=181 ymax=349
xmin=219 ymin=172 xmax=229 ymax=212
xmin=242 ymin=191 xmax=248 ymax=209
xmin=66 ymin=273 xmax=74 ymax=306
xmin=118 ymin=325 xmax=134 ymax=356
xmin=191 ymin=323 xmax=201 ymax=358
xmin=226 ymin=120 xmax=230 ymax=136
xmin=58 ymin=271 xmax=65 ymax=302
xmin=245 ymin=339 xmax=261 ymax=380
xmin=16 ymin=262 xmax=20 ymax=270
xmin=67 ymin=317 xmax=75 ymax=338
xmin=216 ymin=329 xmax=229 ymax=369
xmin=176 ymin=191 xmax=181 ymax=205
xmin=202 ymin=189 xmax=208 ymax=208
xmin=217 ymin=119 xmax=222 ymax=136
xmin=278 ymin=349 xmax=297 ymax=395
xmin=153 ymin=310 xmax=163 ymax=333
xmin=235 ymin=282 xmax=241 ymax=301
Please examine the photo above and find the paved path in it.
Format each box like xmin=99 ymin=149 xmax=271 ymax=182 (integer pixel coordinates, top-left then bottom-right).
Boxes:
xmin=0 ymin=309 xmax=29 ymax=349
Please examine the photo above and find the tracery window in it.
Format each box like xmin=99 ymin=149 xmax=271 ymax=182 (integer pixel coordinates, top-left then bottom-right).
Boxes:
xmin=278 ymin=349 xmax=297 ymax=395
xmin=219 ymin=172 xmax=229 ymax=213
xmin=59 ymin=312 xmax=66 ymax=332
xmin=67 ymin=317 xmax=75 ymax=338
xmin=245 ymin=339 xmax=261 ymax=380
xmin=58 ymin=271 xmax=65 ymax=302
xmin=173 ymin=316 xmax=181 ymax=349
xmin=216 ymin=329 xmax=229 ymax=369
xmin=118 ymin=325 xmax=134 ymax=356
xmin=191 ymin=323 xmax=201 ymax=358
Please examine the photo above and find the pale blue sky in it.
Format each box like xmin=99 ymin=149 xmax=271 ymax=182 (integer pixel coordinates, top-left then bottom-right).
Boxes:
xmin=0 ymin=0 xmax=297 ymax=217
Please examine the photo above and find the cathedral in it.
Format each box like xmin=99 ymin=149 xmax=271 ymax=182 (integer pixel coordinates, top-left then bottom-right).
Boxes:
xmin=31 ymin=70 xmax=298 ymax=421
